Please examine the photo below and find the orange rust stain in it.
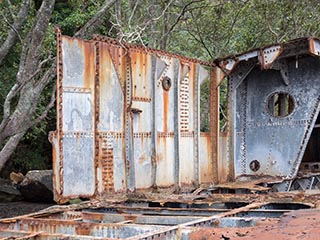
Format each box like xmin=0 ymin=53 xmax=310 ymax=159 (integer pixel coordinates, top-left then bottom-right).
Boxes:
xmin=189 ymin=209 xmax=320 ymax=240
xmin=163 ymin=91 xmax=169 ymax=132
xmin=124 ymin=214 xmax=138 ymax=222
xmin=138 ymin=152 xmax=147 ymax=164
xmin=120 ymin=48 xmax=127 ymax=88
xmin=190 ymin=62 xmax=196 ymax=98
xmin=108 ymin=44 xmax=125 ymax=88
xmin=141 ymin=132 xmax=144 ymax=145
xmin=76 ymin=224 xmax=90 ymax=235
xmin=83 ymin=41 xmax=94 ymax=89
xmin=82 ymin=212 xmax=104 ymax=221
xmin=156 ymin=152 xmax=164 ymax=162
xmin=138 ymin=53 xmax=142 ymax=95
xmin=130 ymin=50 xmax=138 ymax=96
xmin=131 ymin=51 xmax=149 ymax=98
xmin=141 ymin=52 xmax=148 ymax=96
xmin=100 ymin=42 xmax=112 ymax=88
xmin=52 ymin=141 xmax=57 ymax=165
xmin=219 ymin=133 xmax=228 ymax=183
xmin=200 ymin=134 xmax=213 ymax=183
xmin=133 ymin=84 xmax=137 ymax=97
xmin=111 ymin=46 xmax=119 ymax=69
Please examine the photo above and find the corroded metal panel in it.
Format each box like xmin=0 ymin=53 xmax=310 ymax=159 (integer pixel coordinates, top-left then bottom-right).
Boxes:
xmin=179 ymin=62 xmax=196 ymax=187
xmin=98 ymin=42 xmax=126 ymax=193
xmin=154 ymin=56 xmax=177 ymax=187
xmin=60 ymin=36 xmax=96 ymax=198
xmin=130 ymin=50 xmax=153 ymax=189
xmin=231 ymin=55 xmax=320 ymax=181
xmin=199 ymin=133 xmax=212 ymax=183
xmin=63 ymin=135 xmax=95 ymax=196
xmin=53 ymin=32 xmax=212 ymax=202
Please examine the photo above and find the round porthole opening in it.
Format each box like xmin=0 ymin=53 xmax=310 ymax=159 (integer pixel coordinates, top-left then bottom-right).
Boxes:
xmin=267 ymin=92 xmax=295 ymax=118
xmin=249 ymin=160 xmax=260 ymax=172
xmin=162 ymin=76 xmax=172 ymax=91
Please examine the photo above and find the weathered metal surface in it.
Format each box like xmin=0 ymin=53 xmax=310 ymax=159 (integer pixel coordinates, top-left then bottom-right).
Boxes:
xmin=32 ymin=35 xmax=320 ymax=239
xmin=52 ymin=31 xmax=320 ymax=201
xmin=216 ymin=37 xmax=320 ymax=190
xmin=51 ymin=30 xmax=212 ymax=203
xmin=1 ymin=192 xmax=319 ymax=239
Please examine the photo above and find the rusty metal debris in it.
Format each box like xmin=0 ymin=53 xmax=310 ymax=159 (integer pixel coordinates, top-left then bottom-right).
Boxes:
xmin=0 ymin=192 xmax=319 ymax=239
xmin=2 ymin=32 xmax=320 ymax=238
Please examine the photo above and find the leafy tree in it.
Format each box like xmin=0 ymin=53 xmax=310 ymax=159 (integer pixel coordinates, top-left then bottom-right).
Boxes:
xmin=0 ymin=0 xmax=118 ymax=175
xmin=1 ymin=0 xmax=320 ymax=175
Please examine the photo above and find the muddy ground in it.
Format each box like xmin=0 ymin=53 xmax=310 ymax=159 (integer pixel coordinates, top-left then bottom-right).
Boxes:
xmin=189 ymin=209 xmax=320 ymax=240
xmin=0 ymin=202 xmax=54 ymax=219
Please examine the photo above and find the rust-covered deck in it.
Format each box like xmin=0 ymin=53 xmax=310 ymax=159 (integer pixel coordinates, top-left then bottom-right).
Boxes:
xmin=1 ymin=190 xmax=320 ymax=239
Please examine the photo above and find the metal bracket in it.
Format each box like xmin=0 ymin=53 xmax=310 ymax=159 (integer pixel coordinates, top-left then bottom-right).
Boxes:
xmin=272 ymin=59 xmax=290 ymax=86
xmin=219 ymin=58 xmax=238 ymax=74
xmin=259 ymin=45 xmax=283 ymax=69
xmin=309 ymin=38 xmax=320 ymax=56
xmin=231 ymin=59 xmax=256 ymax=89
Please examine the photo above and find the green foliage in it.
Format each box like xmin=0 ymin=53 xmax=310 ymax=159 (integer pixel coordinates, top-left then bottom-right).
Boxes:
xmin=2 ymin=0 xmax=320 ymax=174
xmin=12 ymin=144 xmax=49 ymax=173
xmin=200 ymin=78 xmax=210 ymax=132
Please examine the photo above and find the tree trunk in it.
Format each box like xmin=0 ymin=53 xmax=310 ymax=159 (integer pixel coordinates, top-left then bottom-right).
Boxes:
xmin=0 ymin=0 xmax=56 ymax=173
xmin=0 ymin=0 xmax=30 ymax=65
xmin=0 ymin=0 xmax=119 ymax=174
xmin=0 ymin=131 xmax=26 ymax=172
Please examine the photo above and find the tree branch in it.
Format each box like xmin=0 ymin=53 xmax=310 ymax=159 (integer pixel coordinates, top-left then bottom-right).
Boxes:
xmin=74 ymin=0 xmax=119 ymax=38
xmin=27 ymin=85 xmax=56 ymax=130
xmin=128 ymin=0 xmax=139 ymax=27
xmin=6 ymin=0 xmax=15 ymax=20
xmin=0 ymin=0 xmax=30 ymax=65
xmin=0 ymin=131 xmax=26 ymax=173
xmin=159 ymin=0 xmax=204 ymax=46
xmin=187 ymin=25 xmax=214 ymax=59
xmin=18 ymin=0 xmax=55 ymax=81
xmin=264 ymin=4 xmax=278 ymax=41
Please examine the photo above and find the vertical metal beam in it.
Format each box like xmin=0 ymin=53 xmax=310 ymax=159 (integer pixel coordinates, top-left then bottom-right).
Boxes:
xmin=93 ymin=41 xmax=100 ymax=195
xmin=151 ymin=56 xmax=157 ymax=187
xmin=125 ymin=53 xmax=135 ymax=191
xmin=224 ymin=61 xmax=255 ymax=182
xmin=194 ymin=64 xmax=200 ymax=187
xmin=55 ymin=27 xmax=64 ymax=197
xmin=174 ymin=59 xmax=181 ymax=189
xmin=210 ymin=66 xmax=224 ymax=183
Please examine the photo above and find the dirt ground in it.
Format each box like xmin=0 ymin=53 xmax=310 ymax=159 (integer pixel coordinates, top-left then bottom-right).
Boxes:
xmin=189 ymin=209 xmax=320 ymax=240
xmin=0 ymin=202 xmax=54 ymax=219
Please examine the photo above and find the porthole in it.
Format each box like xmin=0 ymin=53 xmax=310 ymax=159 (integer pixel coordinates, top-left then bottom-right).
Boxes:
xmin=162 ymin=76 xmax=172 ymax=91
xmin=266 ymin=92 xmax=295 ymax=118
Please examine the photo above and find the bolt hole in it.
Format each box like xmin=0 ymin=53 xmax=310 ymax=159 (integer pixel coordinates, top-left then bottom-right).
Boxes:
xmin=162 ymin=76 xmax=172 ymax=91
xmin=249 ymin=160 xmax=260 ymax=172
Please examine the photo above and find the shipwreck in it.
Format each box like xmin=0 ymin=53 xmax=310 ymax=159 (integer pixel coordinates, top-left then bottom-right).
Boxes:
xmin=1 ymin=31 xmax=320 ymax=239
